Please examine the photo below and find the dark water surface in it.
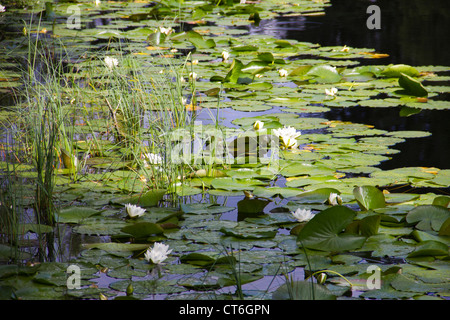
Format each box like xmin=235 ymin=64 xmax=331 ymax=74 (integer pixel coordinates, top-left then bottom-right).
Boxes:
xmin=248 ymin=0 xmax=450 ymax=170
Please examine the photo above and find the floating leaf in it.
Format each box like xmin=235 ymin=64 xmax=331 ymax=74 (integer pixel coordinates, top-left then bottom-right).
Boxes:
xmin=305 ymin=65 xmax=341 ymax=83
xmin=347 ymin=214 xmax=381 ymax=237
xmin=398 ymin=73 xmax=428 ymax=97
xmin=224 ymin=59 xmax=244 ymax=84
xmin=353 ymin=186 xmax=386 ymax=211
xmin=272 ymin=281 xmax=336 ymax=300
xmin=297 ymin=206 xmax=366 ymax=252
xmin=237 ymin=198 xmax=270 ymax=214
xmin=433 ymin=196 xmax=450 ymax=208
xmin=438 ymin=218 xmax=450 ymax=236
xmin=407 ymin=240 xmax=449 ymax=258
xmin=121 ymin=222 xmax=164 ymax=238
xmin=381 ymin=64 xmax=420 ymax=78
xmin=83 ymin=243 xmax=150 ymax=253
xmin=289 ymin=65 xmax=312 ymax=77
xmin=220 ymin=225 xmax=277 ymax=239
xmin=113 ymin=189 xmax=166 ymax=207
xmin=179 ymin=253 xmax=236 ymax=267
xmin=181 ymin=203 xmax=234 ymax=215
xmin=294 ymin=188 xmax=341 ymax=204
xmin=211 ymin=177 xmax=267 ymax=191
xmin=406 ymin=205 xmax=450 ymax=231
xmin=56 ymin=207 xmax=100 ymax=224
xmin=17 ymin=223 xmax=54 ymax=235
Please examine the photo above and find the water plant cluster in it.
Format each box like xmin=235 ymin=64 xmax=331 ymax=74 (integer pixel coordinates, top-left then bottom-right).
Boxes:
xmin=0 ymin=0 xmax=449 ymax=300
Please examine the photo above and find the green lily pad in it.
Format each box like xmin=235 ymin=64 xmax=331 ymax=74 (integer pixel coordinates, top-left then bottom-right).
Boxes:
xmin=179 ymin=252 xmax=236 ymax=267
xmin=305 ymin=65 xmax=342 ymax=83
xmin=56 ymin=207 xmax=100 ymax=224
xmin=407 ymin=240 xmax=449 ymax=258
xmin=112 ymin=189 xmax=167 ymax=207
xmin=297 ymin=205 xmax=366 ymax=252
xmin=353 ymin=186 xmax=386 ymax=211
xmin=294 ymin=188 xmax=341 ymax=204
xmin=220 ymin=225 xmax=277 ymax=239
xmin=83 ymin=243 xmax=150 ymax=253
xmin=121 ymin=222 xmax=164 ymax=238
xmin=398 ymin=73 xmax=428 ymax=97
xmin=381 ymin=64 xmax=420 ymax=78
xmin=272 ymin=281 xmax=336 ymax=300
xmin=181 ymin=203 xmax=235 ymax=215
xmin=211 ymin=177 xmax=267 ymax=191
xmin=406 ymin=205 xmax=450 ymax=232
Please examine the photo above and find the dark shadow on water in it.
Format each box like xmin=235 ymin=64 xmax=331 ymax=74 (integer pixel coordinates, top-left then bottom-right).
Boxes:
xmin=248 ymin=0 xmax=450 ymax=170
xmin=326 ymin=106 xmax=450 ymax=170
xmin=250 ymin=0 xmax=450 ymax=67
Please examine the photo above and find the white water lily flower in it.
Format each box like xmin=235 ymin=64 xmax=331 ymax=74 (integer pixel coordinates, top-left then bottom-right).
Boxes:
xmin=104 ymin=56 xmax=118 ymax=70
xmin=0 ymin=4 xmax=6 ymax=12
xmin=340 ymin=45 xmax=349 ymax=52
xmin=292 ymin=208 xmax=314 ymax=222
xmin=145 ymin=242 xmax=172 ymax=264
xmin=278 ymin=69 xmax=288 ymax=77
xmin=125 ymin=203 xmax=146 ymax=218
xmin=159 ymin=26 xmax=173 ymax=35
xmin=94 ymin=0 xmax=100 ymax=6
xmin=189 ymin=72 xmax=198 ymax=80
xmin=325 ymin=87 xmax=338 ymax=96
xmin=280 ymin=135 xmax=298 ymax=149
xmin=328 ymin=193 xmax=342 ymax=206
xmin=143 ymin=152 xmax=162 ymax=165
xmin=221 ymin=51 xmax=230 ymax=62
xmin=253 ymin=120 xmax=264 ymax=131
xmin=273 ymin=126 xmax=301 ymax=149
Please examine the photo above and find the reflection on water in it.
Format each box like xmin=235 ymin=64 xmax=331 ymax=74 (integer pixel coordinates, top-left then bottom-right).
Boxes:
xmin=247 ymin=0 xmax=450 ymax=170
xmin=250 ymin=0 xmax=450 ymax=66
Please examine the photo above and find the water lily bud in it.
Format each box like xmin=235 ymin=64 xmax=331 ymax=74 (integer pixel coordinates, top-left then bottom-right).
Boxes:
xmin=316 ymin=272 xmax=327 ymax=284
xmin=278 ymin=69 xmax=288 ymax=77
xmin=325 ymin=87 xmax=338 ymax=96
xmin=99 ymin=293 xmax=108 ymax=300
xmin=328 ymin=193 xmax=342 ymax=206
xmin=221 ymin=51 xmax=230 ymax=61
xmin=126 ymin=283 xmax=134 ymax=296
xmin=253 ymin=120 xmax=264 ymax=131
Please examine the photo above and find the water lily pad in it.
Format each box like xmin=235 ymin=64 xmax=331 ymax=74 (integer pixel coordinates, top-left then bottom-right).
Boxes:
xmin=56 ymin=207 xmax=100 ymax=224
xmin=112 ymin=189 xmax=167 ymax=207
xmin=121 ymin=222 xmax=164 ymax=238
xmin=294 ymin=188 xmax=341 ymax=204
xmin=406 ymin=205 xmax=450 ymax=232
xmin=272 ymin=281 xmax=336 ymax=300
xmin=381 ymin=64 xmax=420 ymax=78
xmin=305 ymin=65 xmax=342 ymax=83
xmin=407 ymin=240 xmax=449 ymax=258
xmin=398 ymin=73 xmax=428 ymax=97
xmin=297 ymin=205 xmax=366 ymax=252
xmin=181 ymin=203 xmax=234 ymax=215
xmin=353 ymin=186 xmax=386 ymax=211
xmin=211 ymin=177 xmax=267 ymax=191
xmin=83 ymin=243 xmax=150 ymax=253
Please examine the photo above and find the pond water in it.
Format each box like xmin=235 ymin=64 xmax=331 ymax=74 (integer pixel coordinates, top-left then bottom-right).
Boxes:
xmin=245 ymin=0 xmax=450 ymax=171
xmin=0 ymin=0 xmax=449 ymax=301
